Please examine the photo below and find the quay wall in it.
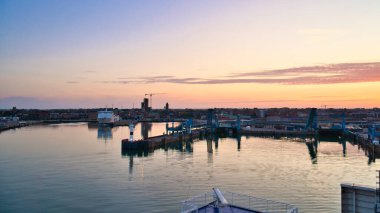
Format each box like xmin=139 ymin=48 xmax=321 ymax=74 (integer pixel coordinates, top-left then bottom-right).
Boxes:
xmin=240 ymin=129 xmax=316 ymax=138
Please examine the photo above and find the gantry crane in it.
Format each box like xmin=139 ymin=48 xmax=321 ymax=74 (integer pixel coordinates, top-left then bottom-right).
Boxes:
xmin=145 ymin=93 xmax=167 ymax=109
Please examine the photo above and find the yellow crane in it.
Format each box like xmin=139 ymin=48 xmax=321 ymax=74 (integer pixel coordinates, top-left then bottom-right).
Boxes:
xmin=145 ymin=93 xmax=167 ymax=109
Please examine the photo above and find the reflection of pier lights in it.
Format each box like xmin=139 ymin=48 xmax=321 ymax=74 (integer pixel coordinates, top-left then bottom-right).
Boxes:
xmin=141 ymin=122 xmax=152 ymax=140
xmin=306 ymin=142 xmax=317 ymax=163
xmin=349 ymin=134 xmax=378 ymax=164
xmin=207 ymin=137 xmax=213 ymax=164
xmin=207 ymin=138 xmax=213 ymax=153
xmin=178 ymin=140 xmax=184 ymax=152
xmin=340 ymin=137 xmax=347 ymax=156
xmin=305 ymin=137 xmax=318 ymax=163
xmin=214 ymin=136 xmax=219 ymax=150
xmin=185 ymin=139 xmax=193 ymax=152
xmin=237 ymin=135 xmax=241 ymax=151
xmin=129 ymin=155 xmax=133 ymax=174
xmin=369 ymin=146 xmax=376 ymax=164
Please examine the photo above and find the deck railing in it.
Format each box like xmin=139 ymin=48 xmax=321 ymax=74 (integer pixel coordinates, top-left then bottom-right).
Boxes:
xmin=181 ymin=191 xmax=215 ymax=213
xmin=180 ymin=190 xmax=298 ymax=213
xmin=223 ymin=191 xmax=298 ymax=213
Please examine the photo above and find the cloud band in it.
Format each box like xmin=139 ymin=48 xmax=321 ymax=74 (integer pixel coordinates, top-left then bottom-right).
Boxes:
xmin=108 ymin=62 xmax=380 ymax=85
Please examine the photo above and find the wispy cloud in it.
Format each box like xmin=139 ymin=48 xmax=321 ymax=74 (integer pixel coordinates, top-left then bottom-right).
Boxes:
xmin=227 ymin=62 xmax=380 ymax=84
xmin=106 ymin=62 xmax=380 ymax=85
xmin=66 ymin=81 xmax=79 ymax=84
xmin=208 ymin=99 xmax=297 ymax=104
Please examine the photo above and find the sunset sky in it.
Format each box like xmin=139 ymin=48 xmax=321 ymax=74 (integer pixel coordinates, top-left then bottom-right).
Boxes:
xmin=1 ymin=0 xmax=380 ymax=109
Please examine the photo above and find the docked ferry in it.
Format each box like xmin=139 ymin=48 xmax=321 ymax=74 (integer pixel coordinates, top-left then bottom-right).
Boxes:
xmin=97 ymin=110 xmax=119 ymax=126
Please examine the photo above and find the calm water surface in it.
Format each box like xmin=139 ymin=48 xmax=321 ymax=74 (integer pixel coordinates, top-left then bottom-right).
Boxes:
xmin=0 ymin=123 xmax=379 ymax=213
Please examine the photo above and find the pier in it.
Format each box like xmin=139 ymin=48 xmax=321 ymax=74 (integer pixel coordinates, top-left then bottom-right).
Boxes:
xmin=0 ymin=120 xmax=41 ymax=132
xmin=121 ymin=124 xmax=380 ymax=165
xmin=240 ymin=128 xmax=316 ymax=138
xmin=121 ymin=126 xmax=317 ymax=153
xmin=122 ymin=128 xmax=205 ymax=151
xmin=119 ymin=107 xmax=380 ymax=160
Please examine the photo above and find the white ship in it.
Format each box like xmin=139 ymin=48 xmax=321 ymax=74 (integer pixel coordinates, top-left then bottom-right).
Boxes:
xmin=97 ymin=110 xmax=120 ymax=126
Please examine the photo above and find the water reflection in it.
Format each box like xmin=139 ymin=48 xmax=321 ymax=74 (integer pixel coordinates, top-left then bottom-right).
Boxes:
xmin=347 ymin=135 xmax=380 ymax=164
xmin=121 ymin=137 xmax=195 ymax=169
xmin=87 ymin=122 xmax=98 ymax=130
xmin=214 ymin=136 xmax=219 ymax=150
xmin=3 ymin=123 xmax=380 ymax=213
xmin=207 ymin=137 xmax=213 ymax=153
xmin=119 ymin=122 xmax=380 ymax=174
xmin=137 ymin=132 xmax=242 ymax=164
xmin=340 ymin=137 xmax=347 ymax=156
xmin=302 ymin=134 xmax=380 ymax=165
xmin=129 ymin=155 xmax=133 ymax=174
xmin=305 ymin=138 xmax=318 ymax=164
xmin=121 ymin=149 xmax=151 ymax=174
xmin=212 ymin=132 xmax=242 ymax=151
xmin=305 ymin=136 xmax=349 ymax=164
xmin=141 ymin=122 xmax=152 ymax=140
xmin=337 ymin=135 xmax=380 ymax=164
xmin=121 ymin=149 xmax=151 ymax=158
xmin=355 ymin=141 xmax=377 ymax=164
xmin=367 ymin=147 xmax=376 ymax=164
xmin=237 ymin=135 xmax=241 ymax=151
xmin=122 ymin=130 xmax=380 ymax=168
xmin=97 ymin=127 xmax=112 ymax=141
xmin=186 ymin=140 xmax=193 ymax=152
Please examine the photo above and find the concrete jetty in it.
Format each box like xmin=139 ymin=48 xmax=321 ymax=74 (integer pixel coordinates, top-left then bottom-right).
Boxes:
xmin=240 ymin=128 xmax=316 ymax=138
xmin=122 ymin=128 xmax=205 ymax=151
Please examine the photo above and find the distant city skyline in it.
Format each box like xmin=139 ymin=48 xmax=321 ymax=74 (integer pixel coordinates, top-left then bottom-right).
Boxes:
xmin=1 ymin=0 xmax=380 ymax=109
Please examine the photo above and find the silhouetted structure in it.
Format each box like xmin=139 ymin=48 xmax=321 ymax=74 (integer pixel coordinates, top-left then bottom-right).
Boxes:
xmin=141 ymin=98 xmax=150 ymax=112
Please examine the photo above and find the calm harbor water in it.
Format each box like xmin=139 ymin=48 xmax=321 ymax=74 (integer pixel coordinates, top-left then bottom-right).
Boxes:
xmin=0 ymin=122 xmax=379 ymax=213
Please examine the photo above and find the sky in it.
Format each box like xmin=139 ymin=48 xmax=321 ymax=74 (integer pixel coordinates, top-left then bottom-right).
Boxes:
xmin=1 ymin=0 xmax=380 ymax=109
